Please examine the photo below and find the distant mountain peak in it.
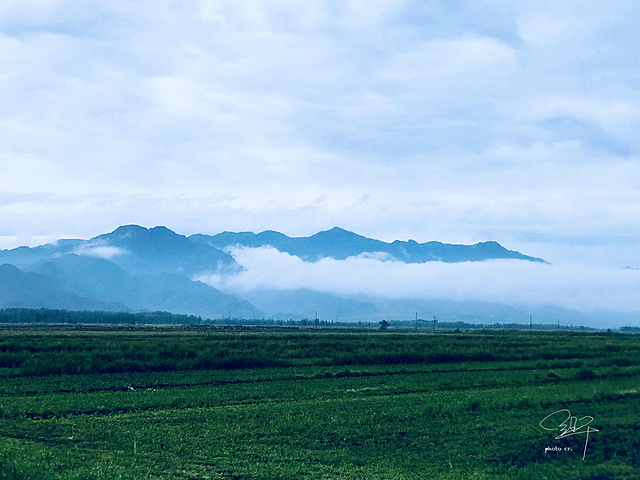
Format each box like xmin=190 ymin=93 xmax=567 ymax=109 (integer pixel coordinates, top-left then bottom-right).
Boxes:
xmin=110 ymin=224 xmax=147 ymax=236
xmin=312 ymin=226 xmax=366 ymax=238
xmin=324 ymin=226 xmax=352 ymax=234
xmin=106 ymin=224 xmax=176 ymax=240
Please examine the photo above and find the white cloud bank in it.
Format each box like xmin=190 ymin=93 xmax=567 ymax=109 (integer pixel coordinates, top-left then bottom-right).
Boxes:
xmin=199 ymin=247 xmax=640 ymax=314
xmin=382 ymin=36 xmax=516 ymax=81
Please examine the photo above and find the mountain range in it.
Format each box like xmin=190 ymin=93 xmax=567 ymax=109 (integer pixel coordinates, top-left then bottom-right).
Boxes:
xmin=191 ymin=226 xmax=547 ymax=263
xmin=0 ymin=224 xmax=568 ymax=323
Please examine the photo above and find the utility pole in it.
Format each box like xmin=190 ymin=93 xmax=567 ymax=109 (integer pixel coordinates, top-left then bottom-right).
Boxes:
xmin=433 ymin=316 xmax=437 ymax=333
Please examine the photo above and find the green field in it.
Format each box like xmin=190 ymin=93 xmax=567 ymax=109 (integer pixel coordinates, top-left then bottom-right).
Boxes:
xmin=0 ymin=326 xmax=639 ymax=479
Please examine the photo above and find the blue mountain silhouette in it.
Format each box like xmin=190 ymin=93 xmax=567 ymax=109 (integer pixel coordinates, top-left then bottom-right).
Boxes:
xmin=192 ymin=226 xmax=547 ymax=263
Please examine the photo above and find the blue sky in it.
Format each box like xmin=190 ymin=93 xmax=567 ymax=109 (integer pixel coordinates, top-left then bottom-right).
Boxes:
xmin=1 ymin=1 xmax=640 ymax=277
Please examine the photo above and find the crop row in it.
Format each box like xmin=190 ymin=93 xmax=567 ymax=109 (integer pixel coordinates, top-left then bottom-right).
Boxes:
xmin=1 ymin=331 xmax=638 ymax=377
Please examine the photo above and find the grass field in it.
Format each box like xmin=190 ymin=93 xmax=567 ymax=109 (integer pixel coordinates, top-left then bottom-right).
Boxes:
xmin=0 ymin=326 xmax=638 ymax=479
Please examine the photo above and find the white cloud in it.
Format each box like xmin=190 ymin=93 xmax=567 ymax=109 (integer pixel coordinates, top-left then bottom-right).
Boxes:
xmin=517 ymin=96 xmax=639 ymax=127
xmin=198 ymin=246 xmax=640 ymax=314
xmin=197 ymin=0 xmax=332 ymax=31
xmin=73 ymin=243 xmax=127 ymax=260
xmin=517 ymin=13 xmax=578 ymax=48
xmin=515 ymin=2 xmax=624 ymax=49
xmin=383 ymin=36 xmax=516 ymax=81
xmin=342 ymin=0 xmax=404 ymax=27
xmin=0 ymin=0 xmax=64 ymax=23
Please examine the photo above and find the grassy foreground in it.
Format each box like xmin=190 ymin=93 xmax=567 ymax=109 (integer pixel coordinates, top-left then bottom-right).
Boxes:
xmin=0 ymin=326 xmax=639 ymax=479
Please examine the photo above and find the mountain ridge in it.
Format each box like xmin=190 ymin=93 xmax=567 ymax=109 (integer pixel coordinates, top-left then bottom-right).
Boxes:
xmin=1 ymin=225 xmax=546 ymax=265
xmin=192 ymin=226 xmax=547 ymax=264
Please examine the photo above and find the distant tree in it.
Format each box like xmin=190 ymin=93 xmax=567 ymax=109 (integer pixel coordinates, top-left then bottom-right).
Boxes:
xmin=379 ymin=320 xmax=390 ymax=331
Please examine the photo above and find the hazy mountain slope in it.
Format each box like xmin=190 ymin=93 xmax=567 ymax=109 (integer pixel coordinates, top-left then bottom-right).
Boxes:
xmin=239 ymin=288 xmax=379 ymax=320
xmin=31 ymin=254 xmax=261 ymax=319
xmin=133 ymin=274 xmax=262 ymax=319
xmin=0 ymin=263 xmax=122 ymax=311
xmin=193 ymin=226 xmax=547 ymax=263
xmin=0 ymin=239 xmax=83 ymax=269
xmin=0 ymin=226 xmax=257 ymax=319
xmin=32 ymin=254 xmax=141 ymax=305
xmin=385 ymin=240 xmax=544 ymax=263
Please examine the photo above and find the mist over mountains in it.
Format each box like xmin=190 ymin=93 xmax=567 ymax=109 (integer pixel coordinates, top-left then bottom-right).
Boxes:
xmin=0 ymin=225 xmax=636 ymax=327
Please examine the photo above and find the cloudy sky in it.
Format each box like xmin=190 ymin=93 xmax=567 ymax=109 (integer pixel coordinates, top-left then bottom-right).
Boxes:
xmin=1 ymin=1 xmax=640 ymax=275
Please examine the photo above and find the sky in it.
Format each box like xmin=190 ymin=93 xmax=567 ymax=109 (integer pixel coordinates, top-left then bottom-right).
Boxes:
xmin=1 ymin=1 xmax=640 ymax=318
